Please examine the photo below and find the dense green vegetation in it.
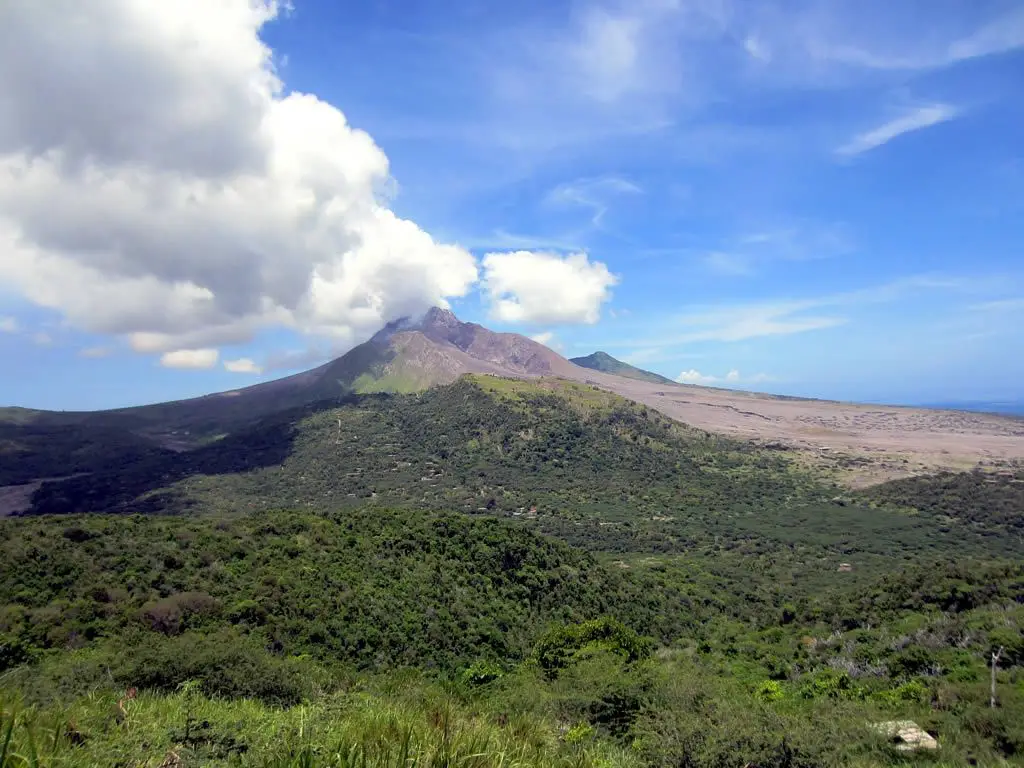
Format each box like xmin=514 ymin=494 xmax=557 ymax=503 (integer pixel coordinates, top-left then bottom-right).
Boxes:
xmin=0 ymin=508 xmax=700 ymax=675
xmin=2 ymin=376 xmax=1023 ymax=765
xmin=2 ymin=507 xmax=1023 ymax=766
xmin=861 ymin=468 xmax=1024 ymax=539
xmin=21 ymin=378 xmax=1024 ymax=572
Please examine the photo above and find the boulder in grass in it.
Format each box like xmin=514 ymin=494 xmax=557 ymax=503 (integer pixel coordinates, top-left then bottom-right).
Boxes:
xmin=872 ymin=720 xmax=939 ymax=751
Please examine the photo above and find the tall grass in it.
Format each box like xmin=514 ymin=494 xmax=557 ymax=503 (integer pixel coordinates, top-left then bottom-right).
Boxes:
xmin=1 ymin=698 xmax=62 ymax=768
xmin=0 ymin=685 xmax=636 ymax=768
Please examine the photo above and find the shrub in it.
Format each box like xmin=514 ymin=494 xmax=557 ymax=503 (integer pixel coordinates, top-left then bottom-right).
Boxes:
xmin=797 ymin=670 xmax=863 ymax=700
xmin=635 ymin=678 xmax=854 ymax=768
xmin=875 ymin=679 xmax=929 ymax=705
xmin=964 ymin=708 xmax=1024 ymax=758
xmin=460 ymin=660 xmax=504 ymax=687
xmin=756 ymin=680 xmax=784 ymax=703
xmin=0 ymin=635 xmax=32 ymax=672
xmin=140 ymin=592 xmax=220 ymax=635
xmin=61 ymin=526 xmax=96 ymax=543
xmin=565 ymin=721 xmax=595 ymax=744
xmin=887 ymin=646 xmax=936 ymax=679
xmin=226 ymin=599 xmax=267 ymax=626
xmin=534 ymin=617 xmax=651 ymax=679
xmin=116 ymin=630 xmax=321 ymax=705
xmin=549 ymin=648 xmax=654 ymax=739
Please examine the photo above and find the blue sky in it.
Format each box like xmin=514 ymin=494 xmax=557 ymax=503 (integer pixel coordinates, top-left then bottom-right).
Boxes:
xmin=1 ymin=0 xmax=1023 ymax=410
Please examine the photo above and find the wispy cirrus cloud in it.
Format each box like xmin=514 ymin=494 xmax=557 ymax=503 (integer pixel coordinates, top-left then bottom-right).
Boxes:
xmin=969 ymin=297 xmax=1024 ymax=313
xmin=837 ymin=104 xmax=959 ymax=156
xmin=474 ymin=0 xmax=1017 ymax=160
xmin=737 ymin=224 xmax=855 ymax=261
xmin=703 ymin=252 xmax=755 ymax=277
xmin=698 ymin=223 xmax=855 ymax=278
xmin=669 ymin=303 xmax=845 ymax=345
xmin=810 ymin=5 xmax=1024 ymax=71
xmin=446 ymin=229 xmax=586 ymax=253
xmin=0 ymin=316 xmax=56 ymax=345
xmin=545 ymin=176 xmax=642 ymax=227
xmin=617 ymin=273 xmax=1004 ymax=352
xmin=78 ymin=346 xmax=112 ymax=359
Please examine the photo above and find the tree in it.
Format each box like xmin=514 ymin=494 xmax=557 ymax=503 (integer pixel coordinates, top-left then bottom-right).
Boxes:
xmin=990 ymin=646 xmax=1004 ymax=709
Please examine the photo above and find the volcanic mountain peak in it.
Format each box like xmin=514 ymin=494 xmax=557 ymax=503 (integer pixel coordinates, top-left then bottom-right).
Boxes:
xmin=369 ymin=306 xmax=471 ymax=346
xmin=360 ymin=306 xmax=573 ymax=379
xmin=422 ymin=305 xmax=460 ymax=330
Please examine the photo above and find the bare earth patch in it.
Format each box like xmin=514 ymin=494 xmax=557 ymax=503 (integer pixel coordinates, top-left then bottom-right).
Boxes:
xmin=570 ymin=370 xmax=1024 ymax=487
xmin=0 ymin=474 xmax=91 ymax=516
xmin=0 ymin=481 xmax=43 ymax=517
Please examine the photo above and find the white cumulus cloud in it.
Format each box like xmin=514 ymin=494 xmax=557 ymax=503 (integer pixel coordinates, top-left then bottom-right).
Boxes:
xmin=160 ymin=349 xmax=219 ymax=370
xmin=676 ymin=369 xmax=770 ymax=386
xmin=676 ymin=369 xmax=719 ymax=385
xmin=481 ymin=251 xmax=617 ymax=325
xmin=0 ymin=316 xmax=18 ymax=333
xmin=224 ymin=357 xmax=263 ymax=374
xmin=528 ymin=330 xmax=566 ymax=352
xmin=0 ymin=0 xmax=478 ymax=361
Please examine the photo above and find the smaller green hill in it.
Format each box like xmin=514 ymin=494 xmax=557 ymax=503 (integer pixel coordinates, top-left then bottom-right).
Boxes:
xmin=0 ymin=507 xmax=687 ymax=676
xmin=570 ymin=351 xmax=677 ymax=386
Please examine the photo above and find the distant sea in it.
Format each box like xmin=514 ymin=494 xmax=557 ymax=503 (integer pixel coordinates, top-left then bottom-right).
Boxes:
xmin=922 ymin=401 xmax=1024 ymax=417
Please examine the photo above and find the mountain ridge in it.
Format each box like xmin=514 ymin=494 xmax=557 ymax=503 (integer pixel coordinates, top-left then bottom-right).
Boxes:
xmin=3 ymin=307 xmax=1024 ymax=490
xmin=1 ymin=307 xmax=581 ymax=438
xmin=570 ymin=351 xmax=677 ymax=385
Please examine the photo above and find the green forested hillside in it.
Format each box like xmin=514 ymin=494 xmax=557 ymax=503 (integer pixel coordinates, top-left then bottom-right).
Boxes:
xmin=570 ymin=351 xmax=677 ymax=385
xmin=0 ymin=508 xmax=699 ymax=675
xmin=1 ymin=508 xmax=1023 ymax=766
xmin=23 ymin=377 xmax=1024 ymax=594
xmin=861 ymin=468 xmax=1024 ymax=538
xmin=2 ymin=376 xmax=1024 ymax=766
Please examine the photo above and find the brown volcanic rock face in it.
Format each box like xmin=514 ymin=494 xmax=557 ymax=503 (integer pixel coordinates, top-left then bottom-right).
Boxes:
xmin=417 ymin=307 xmax=578 ymax=377
xmin=383 ymin=330 xmax=524 ymax=383
xmin=110 ymin=308 xmax=580 ymax=436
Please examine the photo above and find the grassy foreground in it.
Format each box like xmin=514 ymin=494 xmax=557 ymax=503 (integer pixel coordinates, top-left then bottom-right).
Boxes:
xmin=1 ymin=507 xmax=1023 ymax=766
xmin=3 ymin=647 xmax=1023 ymax=767
xmin=0 ymin=680 xmax=635 ymax=768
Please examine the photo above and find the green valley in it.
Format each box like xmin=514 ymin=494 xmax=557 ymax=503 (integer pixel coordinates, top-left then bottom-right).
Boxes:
xmin=2 ymin=374 xmax=1023 ymax=766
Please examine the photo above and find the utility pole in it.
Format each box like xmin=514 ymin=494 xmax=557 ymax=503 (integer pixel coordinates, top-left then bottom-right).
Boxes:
xmin=990 ymin=646 xmax=1004 ymax=709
